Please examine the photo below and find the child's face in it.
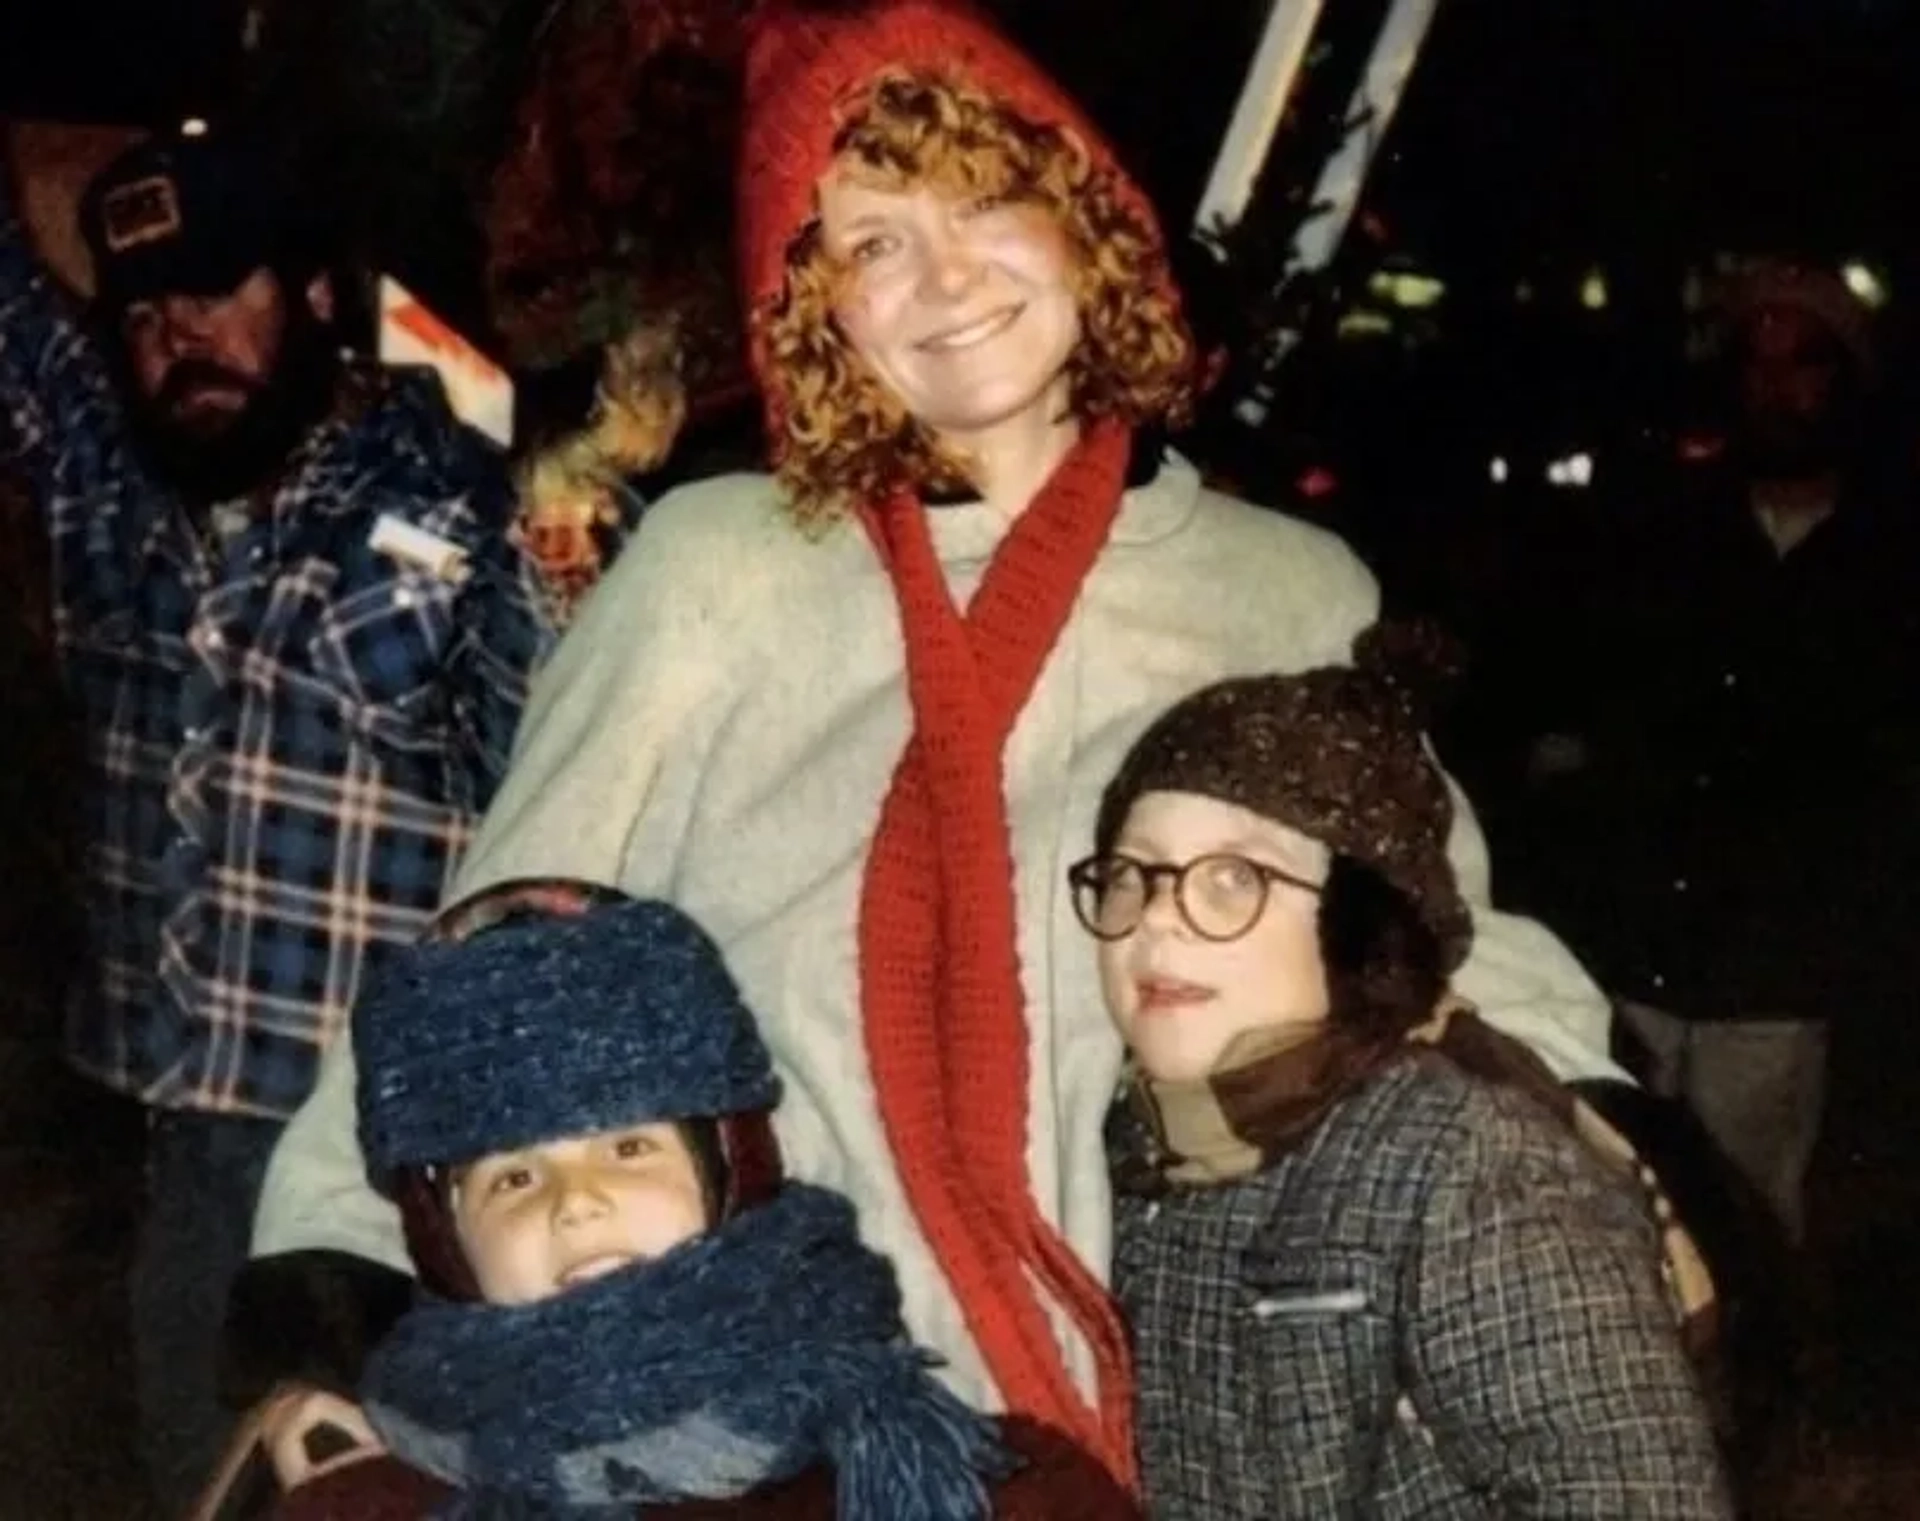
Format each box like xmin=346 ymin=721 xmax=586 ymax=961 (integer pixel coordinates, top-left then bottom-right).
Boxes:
xmin=451 ymin=1121 xmax=709 ymax=1305
xmin=1096 ymin=791 xmax=1332 ymax=1084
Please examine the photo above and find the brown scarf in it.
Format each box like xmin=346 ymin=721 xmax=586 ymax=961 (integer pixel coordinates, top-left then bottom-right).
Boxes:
xmin=1123 ymin=1003 xmax=1718 ymax=1357
xmin=856 ymin=418 xmax=1137 ymax=1485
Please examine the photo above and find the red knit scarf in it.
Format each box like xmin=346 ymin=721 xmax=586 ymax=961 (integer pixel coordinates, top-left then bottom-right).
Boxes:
xmin=856 ymin=418 xmax=1138 ymax=1487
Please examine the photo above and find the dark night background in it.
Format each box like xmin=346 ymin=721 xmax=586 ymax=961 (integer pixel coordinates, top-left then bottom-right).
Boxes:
xmin=8 ymin=1 xmax=1918 ymax=286
xmin=8 ymin=0 xmax=1919 ymax=486
xmin=15 ymin=0 xmax=1919 ymax=492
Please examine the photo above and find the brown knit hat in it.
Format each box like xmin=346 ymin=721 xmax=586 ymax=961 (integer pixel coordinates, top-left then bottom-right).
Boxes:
xmin=1095 ymin=623 xmax=1473 ymax=973
xmin=736 ymin=0 xmax=1179 ymax=447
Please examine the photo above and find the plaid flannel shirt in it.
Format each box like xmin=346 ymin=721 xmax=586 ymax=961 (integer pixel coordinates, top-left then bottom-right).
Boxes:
xmin=0 ymin=199 xmax=553 ymax=1118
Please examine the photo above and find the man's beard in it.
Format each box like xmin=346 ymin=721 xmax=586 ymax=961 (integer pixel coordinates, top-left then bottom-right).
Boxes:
xmin=124 ymin=311 xmax=342 ymax=508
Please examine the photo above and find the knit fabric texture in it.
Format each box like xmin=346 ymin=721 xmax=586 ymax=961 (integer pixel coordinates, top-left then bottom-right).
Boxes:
xmin=362 ymin=1183 xmax=1010 ymax=1519
xmin=279 ymin=1417 xmax=1149 ymax=1520
xmin=1095 ymin=623 xmax=1473 ymax=973
xmin=355 ymin=888 xmax=780 ymax=1174
xmin=855 ymin=420 xmax=1140 ymax=1483
xmin=736 ymin=0 xmax=1172 ymax=447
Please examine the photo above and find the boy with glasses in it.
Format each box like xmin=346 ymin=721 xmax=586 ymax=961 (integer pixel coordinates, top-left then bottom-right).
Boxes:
xmin=1073 ymin=628 xmax=1730 ymax=1519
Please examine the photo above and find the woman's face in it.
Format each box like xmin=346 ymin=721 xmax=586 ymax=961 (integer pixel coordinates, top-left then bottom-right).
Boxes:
xmin=818 ymin=169 xmax=1081 ymax=448
xmin=451 ymin=1121 xmax=709 ymax=1305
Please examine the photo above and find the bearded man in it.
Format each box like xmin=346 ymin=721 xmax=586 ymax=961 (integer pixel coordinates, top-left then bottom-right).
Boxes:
xmin=0 ymin=121 xmax=550 ymax=1512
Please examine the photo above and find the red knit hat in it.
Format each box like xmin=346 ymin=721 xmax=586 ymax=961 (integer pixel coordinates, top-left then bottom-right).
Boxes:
xmin=737 ymin=0 xmax=1173 ymax=432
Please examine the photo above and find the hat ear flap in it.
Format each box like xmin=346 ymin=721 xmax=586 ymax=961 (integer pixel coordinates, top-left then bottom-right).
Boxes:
xmin=1317 ymin=856 xmax=1447 ymax=1042
xmin=393 ymin=1166 xmax=483 ymax=1302
xmin=714 ymin=1110 xmax=785 ymax=1219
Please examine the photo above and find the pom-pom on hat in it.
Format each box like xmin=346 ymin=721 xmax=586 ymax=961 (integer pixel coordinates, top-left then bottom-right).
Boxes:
xmin=355 ymin=880 xmax=780 ymax=1177
xmin=1096 ymin=622 xmax=1473 ymax=973
xmin=736 ymin=0 xmax=1177 ymax=439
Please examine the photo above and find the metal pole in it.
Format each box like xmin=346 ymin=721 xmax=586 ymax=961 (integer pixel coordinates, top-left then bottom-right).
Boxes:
xmin=1191 ymin=0 xmax=1327 ymax=238
xmin=1291 ymin=0 xmax=1442 ymax=272
xmin=1222 ymin=0 xmax=1444 ymax=423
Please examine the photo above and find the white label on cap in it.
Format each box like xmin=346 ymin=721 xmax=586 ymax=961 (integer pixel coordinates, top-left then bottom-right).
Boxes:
xmin=101 ymin=176 xmax=182 ymax=253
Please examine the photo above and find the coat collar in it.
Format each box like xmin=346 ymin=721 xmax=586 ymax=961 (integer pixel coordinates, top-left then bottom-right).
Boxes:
xmin=922 ymin=447 xmax=1203 ymax=568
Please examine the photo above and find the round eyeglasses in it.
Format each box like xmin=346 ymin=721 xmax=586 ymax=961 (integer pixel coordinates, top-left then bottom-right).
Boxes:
xmin=1066 ymin=852 xmax=1324 ymax=943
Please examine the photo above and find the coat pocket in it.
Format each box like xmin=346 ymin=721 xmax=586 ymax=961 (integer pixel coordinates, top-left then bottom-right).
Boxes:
xmin=1236 ymin=1246 xmax=1405 ymax=1511
xmin=306 ymin=571 xmax=456 ymax=750
xmin=1241 ymin=1242 xmax=1396 ymax=1316
xmin=1249 ymin=1285 xmax=1372 ymax=1319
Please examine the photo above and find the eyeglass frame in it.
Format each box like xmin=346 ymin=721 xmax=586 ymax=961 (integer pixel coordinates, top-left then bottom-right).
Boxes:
xmin=1065 ymin=850 xmax=1325 ymax=944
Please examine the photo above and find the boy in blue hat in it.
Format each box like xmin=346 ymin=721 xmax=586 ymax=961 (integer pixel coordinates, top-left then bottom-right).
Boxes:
xmin=268 ymin=880 xmax=1133 ymax=1519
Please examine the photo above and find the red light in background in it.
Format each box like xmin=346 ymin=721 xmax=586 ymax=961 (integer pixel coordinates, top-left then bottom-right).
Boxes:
xmin=1296 ymin=465 xmax=1339 ymax=500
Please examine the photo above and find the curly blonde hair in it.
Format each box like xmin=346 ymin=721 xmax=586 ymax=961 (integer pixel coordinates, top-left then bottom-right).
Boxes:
xmin=761 ymin=72 xmax=1194 ymax=527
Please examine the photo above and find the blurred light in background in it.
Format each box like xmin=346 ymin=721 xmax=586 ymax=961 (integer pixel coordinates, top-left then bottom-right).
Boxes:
xmin=1546 ymin=452 xmax=1594 ymax=488
xmin=1296 ymin=465 xmax=1339 ymax=500
xmin=1337 ymin=309 xmax=1396 ymax=339
xmin=1841 ymin=260 xmax=1888 ymax=309
xmin=1367 ymin=270 xmax=1447 ymax=309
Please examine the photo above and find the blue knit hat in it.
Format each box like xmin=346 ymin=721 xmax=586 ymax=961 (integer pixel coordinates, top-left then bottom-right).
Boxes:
xmin=355 ymin=880 xmax=780 ymax=1175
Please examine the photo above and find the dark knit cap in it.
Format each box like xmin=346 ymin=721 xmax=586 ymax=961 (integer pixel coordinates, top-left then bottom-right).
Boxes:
xmin=80 ymin=125 xmax=322 ymax=309
xmin=1095 ymin=622 xmax=1473 ymax=972
xmin=355 ymin=882 xmax=780 ymax=1175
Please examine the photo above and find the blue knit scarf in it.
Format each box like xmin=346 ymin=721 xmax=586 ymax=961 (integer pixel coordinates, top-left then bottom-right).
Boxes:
xmin=362 ymin=1185 xmax=1009 ymax=1519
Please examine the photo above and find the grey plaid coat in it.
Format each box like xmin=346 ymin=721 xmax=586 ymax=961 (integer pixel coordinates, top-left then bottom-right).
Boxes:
xmin=1113 ymin=1051 xmax=1731 ymax=1519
